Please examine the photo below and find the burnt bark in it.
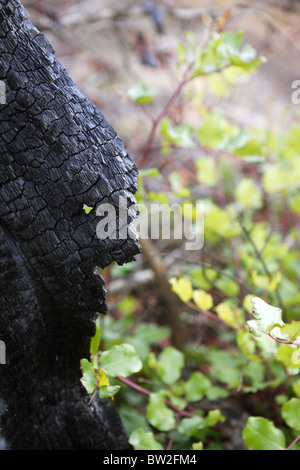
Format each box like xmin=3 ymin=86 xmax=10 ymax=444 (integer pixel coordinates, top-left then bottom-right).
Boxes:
xmin=0 ymin=0 xmax=140 ymax=449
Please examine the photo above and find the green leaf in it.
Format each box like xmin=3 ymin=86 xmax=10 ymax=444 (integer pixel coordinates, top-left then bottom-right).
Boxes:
xmin=293 ymin=380 xmax=300 ymax=398
xmin=184 ymin=372 xmax=212 ymax=402
xmin=204 ymin=201 xmax=240 ymax=239
xmin=280 ymin=322 xmax=300 ymax=343
xmin=205 ymin=409 xmax=226 ymax=427
xmin=100 ymin=343 xmax=142 ymax=377
xmin=206 ymin=386 xmax=229 ymax=401
xmin=146 ymin=392 xmax=176 ymax=431
xmin=237 ymin=329 xmax=256 ymax=356
xmin=243 ymin=417 xmax=286 ymax=450
xmin=217 ymin=30 xmax=263 ymax=72
xmin=135 ymin=323 xmax=170 ymax=345
xmin=215 ymin=277 xmax=239 ymax=297
xmin=117 ymin=295 xmax=138 ymax=316
xmin=90 ymin=324 xmax=101 ymax=356
xmin=281 ymin=398 xmax=300 ymax=431
xmin=120 ymin=407 xmax=151 ymax=436
xmin=80 ymin=358 xmax=96 ymax=394
xmin=228 ymin=129 xmax=264 ymax=157
xmin=192 ymin=442 xmax=204 ymax=450
xmin=127 ymin=81 xmax=157 ymax=104
xmin=178 ymin=416 xmax=206 ymax=437
xmin=198 ymin=113 xmax=228 ymax=149
xmin=208 ymin=350 xmax=244 ymax=388
xmin=262 ymin=163 xmax=289 ymax=193
xmin=195 ymin=157 xmax=217 ymax=186
xmin=83 ymin=204 xmax=94 ymax=214
xmin=276 ymin=344 xmax=300 ymax=369
xmin=160 ymin=118 xmax=194 ymax=148
xmin=157 ymin=346 xmax=185 ymax=384
xmin=99 ymin=385 xmax=120 ymax=398
xmin=129 ymin=428 xmax=164 ymax=450
xmin=248 ymin=297 xmax=285 ymax=337
xmin=189 ymin=266 xmax=218 ymax=290
xmin=235 ymin=178 xmax=263 ymax=209
xmin=219 ymin=30 xmax=244 ymax=55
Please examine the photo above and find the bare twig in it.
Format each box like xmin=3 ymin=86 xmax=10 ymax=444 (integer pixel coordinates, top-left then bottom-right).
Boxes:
xmin=238 ymin=217 xmax=286 ymax=319
xmin=116 ymin=375 xmax=194 ymax=418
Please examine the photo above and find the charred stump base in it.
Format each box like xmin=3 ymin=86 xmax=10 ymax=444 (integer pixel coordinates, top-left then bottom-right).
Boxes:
xmin=0 ymin=0 xmax=140 ymax=449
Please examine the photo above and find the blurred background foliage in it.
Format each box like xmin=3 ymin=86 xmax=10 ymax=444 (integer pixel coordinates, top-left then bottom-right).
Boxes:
xmin=25 ymin=0 xmax=300 ymax=450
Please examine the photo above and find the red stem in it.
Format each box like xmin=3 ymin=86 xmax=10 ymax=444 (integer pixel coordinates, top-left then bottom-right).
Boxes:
xmin=286 ymin=433 xmax=300 ymax=450
xmin=116 ymin=375 xmax=194 ymax=418
xmin=268 ymin=333 xmax=300 ymax=347
xmin=136 ymin=65 xmax=193 ymax=167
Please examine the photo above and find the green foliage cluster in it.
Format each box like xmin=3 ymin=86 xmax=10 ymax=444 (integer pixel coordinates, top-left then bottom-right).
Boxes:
xmin=81 ymin=28 xmax=300 ymax=450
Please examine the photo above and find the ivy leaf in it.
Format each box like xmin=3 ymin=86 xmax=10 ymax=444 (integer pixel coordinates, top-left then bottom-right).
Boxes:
xmin=169 ymin=277 xmax=193 ymax=303
xmin=135 ymin=323 xmax=170 ymax=345
xmin=80 ymin=359 xmax=96 ymax=394
xmin=83 ymin=204 xmax=94 ymax=214
xmin=218 ymin=30 xmax=244 ymax=56
xmin=234 ymin=178 xmax=263 ymax=209
xmin=99 ymin=385 xmax=120 ymax=399
xmin=90 ymin=324 xmax=101 ymax=357
xmin=215 ymin=301 xmax=239 ymax=328
xmin=281 ymin=398 xmax=300 ymax=431
xmin=146 ymin=392 xmax=176 ymax=431
xmin=276 ymin=344 xmax=300 ymax=369
xmin=157 ymin=346 xmax=185 ymax=384
xmin=192 ymin=442 xmax=204 ymax=450
xmin=248 ymin=297 xmax=285 ymax=338
xmin=129 ymin=428 xmax=163 ymax=451
xmin=228 ymin=129 xmax=264 ymax=157
xmin=100 ymin=343 xmax=142 ymax=377
xmin=96 ymin=368 xmax=110 ymax=387
xmin=195 ymin=157 xmax=217 ymax=186
xmin=280 ymin=322 xmax=300 ymax=343
xmin=193 ymin=290 xmax=213 ymax=311
xmin=178 ymin=416 xmax=206 ymax=436
xmin=293 ymin=380 xmax=300 ymax=398
xmin=217 ymin=30 xmax=264 ymax=72
xmin=160 ymin=118 xmax=194 ymax=148
xmin=262 ymin=163 xmax=288 ymax=193
xmin=198 ymin=113 xmax=229 ymax=149
xmin=205 ymin=409 xmax=226 ymax=427
xmin=127 ymin=81 xmax=157 ymax=104
xmin=184 ymin=371 xmax=212 ymax=402
xmin=243 ymin=417 xmax=286 ymax=450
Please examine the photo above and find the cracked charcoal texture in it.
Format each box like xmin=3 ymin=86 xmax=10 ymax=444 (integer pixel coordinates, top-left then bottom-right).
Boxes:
xmin=0 ymin=0 xmax=140 ymax=450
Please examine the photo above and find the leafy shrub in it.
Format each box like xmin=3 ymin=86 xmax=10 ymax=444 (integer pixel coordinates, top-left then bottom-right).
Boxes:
xmin=81 ymin=27 xmax=300 ymax=450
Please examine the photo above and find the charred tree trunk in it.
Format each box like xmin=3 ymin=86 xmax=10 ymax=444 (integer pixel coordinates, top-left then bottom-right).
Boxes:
xmin=0 ymin=0 xmax=140 ymax=449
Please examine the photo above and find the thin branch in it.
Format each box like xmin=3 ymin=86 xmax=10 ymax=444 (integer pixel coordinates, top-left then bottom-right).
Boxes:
xmin=268 ymin=332 xmax=300 ymax=347
xmin=186 ymin=300 xmax=239 ymax=331
xmin=166 ymin=413 xmax=181 ymax=450
xmin=160 ymin=251 xmax=257 ymax=296
xmin=116 ymin=375 xmax=194 ymax=418
xmin=286 ymin=433 xmax=300 ymax=451
xmin=136 ymin=65 xmax=193 ymax=167
xmin=239 ymin=218 xmax=286 ymax=319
